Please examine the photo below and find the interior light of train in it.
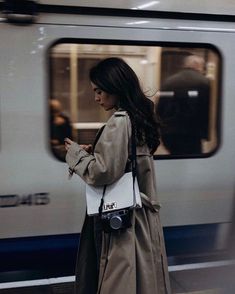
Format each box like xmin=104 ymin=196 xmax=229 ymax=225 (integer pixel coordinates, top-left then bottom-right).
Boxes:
xmin=73 ymin=123 xmax=105 ymax=130
xmin=188 ymin=91 xmax=199 ymax=98
xmin=158 ymin=91 xmax=174 ymax=97
xmin=140 ymin=59 xmax=148 ymax=65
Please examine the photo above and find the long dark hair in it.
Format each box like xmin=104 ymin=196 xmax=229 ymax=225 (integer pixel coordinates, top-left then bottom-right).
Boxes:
xmin=89 ymin=57 xmax=160 ymax=153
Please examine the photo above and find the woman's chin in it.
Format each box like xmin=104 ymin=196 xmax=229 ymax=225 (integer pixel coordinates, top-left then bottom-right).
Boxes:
xmin=103 ymin=106 xmax=114 ymax=111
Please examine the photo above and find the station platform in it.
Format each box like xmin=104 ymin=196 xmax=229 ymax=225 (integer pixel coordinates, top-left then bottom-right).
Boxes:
xmin=0 ymin=259 xmax=234 ymax=294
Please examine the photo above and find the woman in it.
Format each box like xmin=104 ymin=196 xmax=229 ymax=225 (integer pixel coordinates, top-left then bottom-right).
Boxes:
xmin=65 ymin=57 xmax=171 ymax=294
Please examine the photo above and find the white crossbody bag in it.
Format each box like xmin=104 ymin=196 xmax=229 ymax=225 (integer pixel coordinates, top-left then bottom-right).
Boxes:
xmin=86 ymin=171 xmax=142 ymax=216
xmin=86 ymin=118 xmax=142 ymax=231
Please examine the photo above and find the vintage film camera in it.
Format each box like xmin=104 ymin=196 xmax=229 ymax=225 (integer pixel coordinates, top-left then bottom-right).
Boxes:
xmin=101 ymin=209 xmax=132 ymax=233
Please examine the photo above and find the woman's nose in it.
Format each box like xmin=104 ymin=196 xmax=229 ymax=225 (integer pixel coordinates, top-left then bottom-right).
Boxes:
xmin=94 ymin=94 xmax=100 ymax=102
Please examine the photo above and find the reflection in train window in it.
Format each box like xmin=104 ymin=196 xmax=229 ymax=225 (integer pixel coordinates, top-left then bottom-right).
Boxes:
xmin=49 ymin=43 xmax=220 ymax=160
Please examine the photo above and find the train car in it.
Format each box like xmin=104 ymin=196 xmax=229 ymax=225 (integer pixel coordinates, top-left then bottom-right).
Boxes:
xmin=0 ymin=0 xmax=235 ymax=282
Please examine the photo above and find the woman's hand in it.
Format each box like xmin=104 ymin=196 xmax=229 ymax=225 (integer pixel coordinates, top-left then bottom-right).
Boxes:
xmin=81 ymin=144 xmax=93 ymax=153
xmin=64 ymin=138 xmax=92 ymax=154
xmin=64 ymin=137 xmax=73 ymax=151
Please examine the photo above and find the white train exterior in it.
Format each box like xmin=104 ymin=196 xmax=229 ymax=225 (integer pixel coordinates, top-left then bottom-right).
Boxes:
xmin=0 ymin=0 xmax=234 ymax=274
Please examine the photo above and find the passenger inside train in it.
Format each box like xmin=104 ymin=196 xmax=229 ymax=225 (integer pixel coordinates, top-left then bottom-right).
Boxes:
xmin=50 ymin=99 xmax=73 ymax=159
xmin=157 ymin=54 xmax=210 ymax=155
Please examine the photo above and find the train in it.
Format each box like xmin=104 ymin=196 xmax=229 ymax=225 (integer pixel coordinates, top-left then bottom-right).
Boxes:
xmin=0 ymin=0 xmax=235 ymax=281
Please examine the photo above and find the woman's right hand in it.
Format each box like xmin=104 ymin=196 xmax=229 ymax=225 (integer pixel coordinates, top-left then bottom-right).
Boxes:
xmin=80 ymin=144 xmax=92 ymax=153
xmin=65 ymin=138 xmax=92 ymax=154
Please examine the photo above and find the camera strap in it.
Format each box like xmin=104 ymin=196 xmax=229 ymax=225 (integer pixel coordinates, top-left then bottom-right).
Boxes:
xmin=98 ymin=119 xmax=137 ymax=219
xmin=98 ymin=185 xmax=106 ymax=218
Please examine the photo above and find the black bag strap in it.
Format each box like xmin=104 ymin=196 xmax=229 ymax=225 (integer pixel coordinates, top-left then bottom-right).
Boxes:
xmin=130 ymin=121 xmax=137 ymax=194
xmin=92 ymin=124 xmax=106 ymax=153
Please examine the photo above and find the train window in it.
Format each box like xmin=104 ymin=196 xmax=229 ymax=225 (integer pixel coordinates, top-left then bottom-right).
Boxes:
xmin=49 ymin=43 xmax=220 ymax=160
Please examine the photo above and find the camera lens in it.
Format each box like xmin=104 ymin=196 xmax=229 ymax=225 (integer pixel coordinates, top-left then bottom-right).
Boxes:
xmin=110 ymin=215 xmax=122 ymax=230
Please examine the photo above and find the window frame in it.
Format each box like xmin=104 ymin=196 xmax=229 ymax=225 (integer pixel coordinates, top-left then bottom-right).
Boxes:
xmin=47 ymin=38 xmax=222 ymax=161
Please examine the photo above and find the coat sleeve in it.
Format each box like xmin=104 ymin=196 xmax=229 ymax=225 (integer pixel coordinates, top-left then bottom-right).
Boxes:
xmin=65 ymin=112 xmax=131 ymax=186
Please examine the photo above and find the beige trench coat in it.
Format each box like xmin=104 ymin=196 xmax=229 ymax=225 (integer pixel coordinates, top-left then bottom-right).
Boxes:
xmin=66 ymin=111 xmax=171 ymax=294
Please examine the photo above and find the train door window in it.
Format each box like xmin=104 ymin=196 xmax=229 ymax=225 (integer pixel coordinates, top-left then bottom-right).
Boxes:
xmin=49 ymin=43 xmax=221 ymax=160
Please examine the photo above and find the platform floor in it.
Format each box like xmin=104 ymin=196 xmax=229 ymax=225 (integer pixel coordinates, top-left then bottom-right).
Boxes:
xmin=0 ymin=261 xmax=234 ymax=294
